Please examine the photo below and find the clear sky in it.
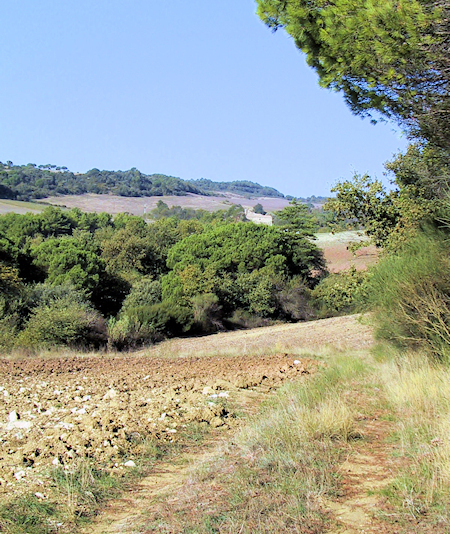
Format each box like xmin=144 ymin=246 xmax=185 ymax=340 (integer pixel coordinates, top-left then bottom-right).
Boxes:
xmin=0 ymin=1 xmax=407 ymax=197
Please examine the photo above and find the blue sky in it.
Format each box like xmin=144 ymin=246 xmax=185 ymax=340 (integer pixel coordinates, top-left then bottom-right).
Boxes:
xmin=0 ymin=1 xmax=407 ymax=197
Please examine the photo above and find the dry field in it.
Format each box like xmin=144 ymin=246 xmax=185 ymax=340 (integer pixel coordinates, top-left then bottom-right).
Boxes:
xmin=0 ymin=199 xmax=48 ymax=215
xmin=43 ymin=193 xmax=291 ymax=216
xmin=315 ymin=230 xmax=378 ymax=272
xmin=0 ymin=316 xmax=371 ymax=501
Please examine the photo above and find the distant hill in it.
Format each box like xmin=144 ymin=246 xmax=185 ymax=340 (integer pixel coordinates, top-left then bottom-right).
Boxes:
xmin=0 ymin=162 xmax=286 ymax=200
xmin=188 ymin=178 xmax=285 ymax=198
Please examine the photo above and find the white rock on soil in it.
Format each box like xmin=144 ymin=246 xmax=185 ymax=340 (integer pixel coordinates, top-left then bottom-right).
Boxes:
xmin=14 ymin=470 xmax=26 ymax=480
xmin=8 ymin=411 xmax=18 ymax=423
xmin=124 ymin=460 xmax=136 ymax=467
xmin=7 ymin=420 xmax=32 ymax=430
xmin=103 ymin=389 xmax=117 ymax=400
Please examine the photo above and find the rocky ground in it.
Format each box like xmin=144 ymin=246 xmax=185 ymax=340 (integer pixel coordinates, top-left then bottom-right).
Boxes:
xmin=0 ymin=352 xmax=317 ymax=498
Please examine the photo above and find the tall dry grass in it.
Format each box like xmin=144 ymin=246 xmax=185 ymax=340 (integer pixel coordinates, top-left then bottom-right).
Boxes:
xmin=380 ymin=352 xmax=450 ymax=520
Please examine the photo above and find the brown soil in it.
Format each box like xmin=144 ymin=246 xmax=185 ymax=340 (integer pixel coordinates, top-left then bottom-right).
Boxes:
xmin=322 ymin=414 xmax=398 ymax=534
xmin=322 ymin=242 xmax=378 ymax=273
xmin=0 ymin=351 xmax=316 ymax=498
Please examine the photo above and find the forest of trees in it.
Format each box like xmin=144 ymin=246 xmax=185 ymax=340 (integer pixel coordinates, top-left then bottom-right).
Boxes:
xmin=188 ymin=178 xmax=285 ymax=198
xmin=2 ymin=0 xmax=450 ymax=360
xmin=0 ymin=162 xmax=286 ymax=201
xmin=0 ymin=202 xmax=329 ymax=351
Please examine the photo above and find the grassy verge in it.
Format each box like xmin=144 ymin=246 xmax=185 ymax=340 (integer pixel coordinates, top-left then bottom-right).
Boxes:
xmin=379 ymin=350 xmax=450 ymax=528
xmin=0 ymin=461 xmax=119 ymax=534
xmin=144 ymin=351 xmax=375 ymax=533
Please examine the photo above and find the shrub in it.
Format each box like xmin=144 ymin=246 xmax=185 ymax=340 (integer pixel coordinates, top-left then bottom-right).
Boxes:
xmin=312 ymin=266 xmax=371 ymax=315
xmin=369 ymin=231 xmax=450 ymax=360
xmin=253 ymin=203 xmax=266 ymax=215
xmin=228 ymin=309 xmax=274 ymax=329
xmin=107 ymin=315 xmax=159 ymax=351
xmin=0 ymin=315 xmax=19 ymax=350
xmin=192 ymin=293 xmax=223 ymax=333
xmin=275 ymin=277 xmax=313 ymax=321
xmin=126 ymin=302 xmax=194 ymax=338
xmin=121 ymin=278 xmax=162 ymax=311
xmin=235 ymin=270 xmax=277 ymax=317
xmin=25 ymin=282 xmax=88 ymax=310
xmin=17 ymin=298 xmax=106 ymax=349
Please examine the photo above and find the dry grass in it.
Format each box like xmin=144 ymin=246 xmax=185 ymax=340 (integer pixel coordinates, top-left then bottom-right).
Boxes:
xmin=0 ymin=199 xmax=47 ymax=215
xmin=43 ymin=193 xmax=291 ymax=216
xmin=0 ymin=460 xmax=121 ymax=534
xmin=380 ymin=351 xmax=450 ymax=522
xmin=141 ymin=350 xmax=372 ymax=533
xmin=0 ymin=315 xmax=373 ymax=364
xmin=137 ymin=315 xmax=373 ymax=360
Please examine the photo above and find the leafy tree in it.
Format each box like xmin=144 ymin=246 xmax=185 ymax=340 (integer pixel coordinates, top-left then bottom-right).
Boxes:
xmin=163 ymin=222 xmax=324 ymax=316
xmin=274 ymin=199 xmax=317 ymax=236
xmin=325 ymin=173 xmax=439 ymax=248
xmin=253 ymin=203 xmax=266 ymax=215
xmin=30 ymin=231 xmax=104 ymax=294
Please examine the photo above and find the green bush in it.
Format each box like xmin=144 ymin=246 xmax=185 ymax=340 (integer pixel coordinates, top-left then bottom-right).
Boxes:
xmin=126 ymin=302 xmax=194 ymax=338
xmin=192 ymin=293 xmax=223 ymax=333
xmin=17 ymin=298 xmax=106 ymax=349
xmin=25 ymin=282 xmax=88 ymax=310
xmin=369 ymin=231 xmax=450 ymax=360
xmin=228 ymin=309 xmax=274 ymax=329
xmin=0 ymin=315 xmax=19 ymax=351
xmin=107 ymin=315 xmax=159 ymax=351
xmin=312 ymin=267 xmax=370 ymax=315
xmin=276 ymin=277 xmax=313 ymax=321
xmin=235 ymin=270 xmax=277 ymax=317
xmin=121 ymin=278 xmax=162 ymax=311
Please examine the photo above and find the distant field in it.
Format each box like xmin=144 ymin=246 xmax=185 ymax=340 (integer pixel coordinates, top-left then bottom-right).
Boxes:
xmin=43 ymin=193 xmax=291 ymax=215
xmin=0 ymin=199 xmax=48 ymax=215
xmin=315 ymin=230 xmax=378 ymax=272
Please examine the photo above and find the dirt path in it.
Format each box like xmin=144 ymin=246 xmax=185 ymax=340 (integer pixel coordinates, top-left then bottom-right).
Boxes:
xmin=323 ymin=415 xmax=396 ymax=534
xmin=85 ymin=391 xmax=265 ymax=534
xmin=86 ymin=411 xmax=399 ymax=534
xmin=87 ymin=454 xmax=206 ymax=534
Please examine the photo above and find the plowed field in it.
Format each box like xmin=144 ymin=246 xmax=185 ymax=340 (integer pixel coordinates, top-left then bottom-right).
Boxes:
xmin=0 ymin=315 xmax=372 ymax=501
